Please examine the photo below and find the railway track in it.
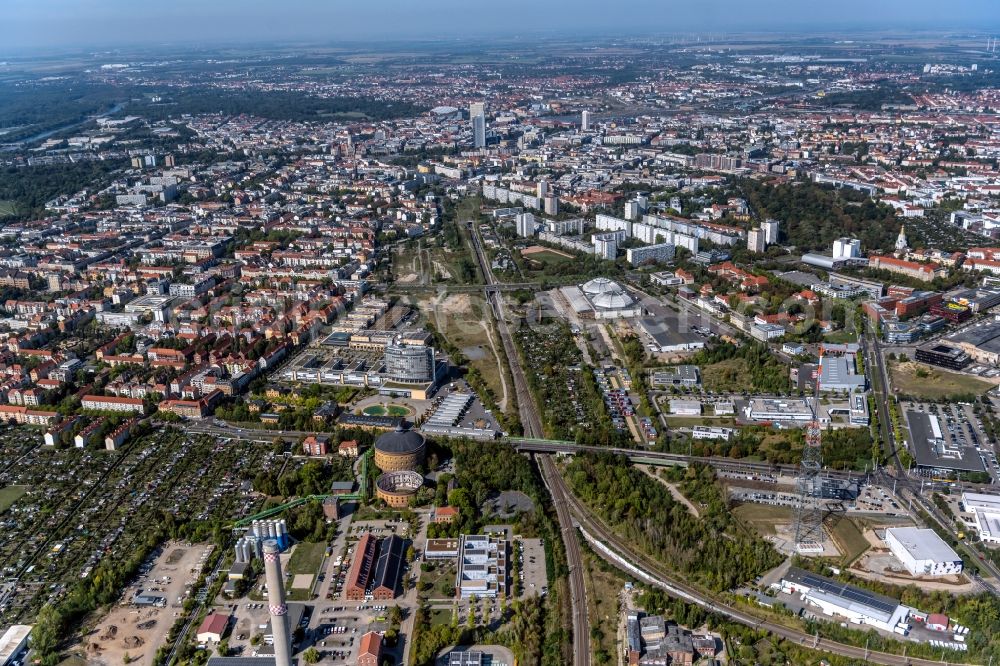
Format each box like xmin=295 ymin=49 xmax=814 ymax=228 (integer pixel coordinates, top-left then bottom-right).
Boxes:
xmin=539 ymin=455 xmax=591 ymax=666
xmin=545 ymin=455 xmax=980 ymax=666
xmin=466 ymin=220 xmax=588 ymax=664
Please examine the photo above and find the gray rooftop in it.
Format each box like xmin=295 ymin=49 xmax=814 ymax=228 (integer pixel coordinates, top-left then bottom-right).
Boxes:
xmin=906 ymin=410 xmax=985 ymax=473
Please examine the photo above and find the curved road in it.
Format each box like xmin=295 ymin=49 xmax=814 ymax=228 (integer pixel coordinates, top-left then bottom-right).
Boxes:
xmin=546 ymin=455 xmax=980 ymax=666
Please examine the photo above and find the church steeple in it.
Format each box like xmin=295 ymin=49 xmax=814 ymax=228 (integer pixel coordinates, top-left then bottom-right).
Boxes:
xmin=895 ymin=225 xmax=908 ymax=252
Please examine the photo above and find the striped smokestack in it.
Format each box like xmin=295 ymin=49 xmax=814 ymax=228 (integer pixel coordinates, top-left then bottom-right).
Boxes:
xmin=263 ymin=539 xmax=292 ymax=666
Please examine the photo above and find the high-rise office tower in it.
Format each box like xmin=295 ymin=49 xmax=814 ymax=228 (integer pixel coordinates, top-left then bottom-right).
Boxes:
xmin=470 ymin=102 xmax=486 ymax=148
xmin=581 ymin=110 xmax=591 ymax=131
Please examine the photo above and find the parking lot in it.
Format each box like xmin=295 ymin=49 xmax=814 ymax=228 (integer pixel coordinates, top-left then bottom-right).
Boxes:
xmin=89 ymin=542 xmax=213 ymax=666
xmin=517 ymin=538 xmax=547 ymax=598
xmin=309 ymin=604 xmax=394 ymax=662
xmin=904 ymin=402 xmax=995 ymax=481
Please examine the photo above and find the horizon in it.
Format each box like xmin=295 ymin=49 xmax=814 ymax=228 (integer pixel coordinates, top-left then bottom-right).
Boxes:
xmin=3 ymin=0 xmax=1000 ymax=54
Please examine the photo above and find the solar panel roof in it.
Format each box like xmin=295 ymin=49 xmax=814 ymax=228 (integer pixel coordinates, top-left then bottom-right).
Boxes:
xmin=789 ymin=568 xmax=898 ymax=616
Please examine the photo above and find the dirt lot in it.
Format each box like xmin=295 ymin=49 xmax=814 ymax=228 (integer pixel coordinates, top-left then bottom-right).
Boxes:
xmin=84 ymin=542 xmax=213 ymax=666
xmin=889 ymin=360 xmax=995 ymax=399
xmin=851 ymin=547 xmax=978 ymax=594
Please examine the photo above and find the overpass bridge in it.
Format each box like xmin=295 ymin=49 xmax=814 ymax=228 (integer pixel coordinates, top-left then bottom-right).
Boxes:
xmin=506 ymin=437 xmax=869 ymax=483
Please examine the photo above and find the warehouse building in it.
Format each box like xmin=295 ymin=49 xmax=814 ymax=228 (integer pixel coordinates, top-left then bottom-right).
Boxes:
xmin=637 ymin=318 xmax=705 ymax=353
xmin=668 ymin=399 xmax=701 ymax=416
xmin=817 ymin=355 xmax=866 ymax=393
xmin=650 ymin=365 xmax=700 ymax=387
xmin=884 ymin=527 xmax=963 ymax=577
xmin=778 ymin=567 xmax=910 ymax=633
xmin=961 ymin=492 xmax=1000 ymax=544
xmin=942 ymin=319 xmax=1000 ymax=366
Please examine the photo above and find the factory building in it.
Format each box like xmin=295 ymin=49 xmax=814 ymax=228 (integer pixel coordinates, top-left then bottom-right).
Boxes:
xmin=371 ymin=534 xmax=406 ymax=600
xmin=778 ymin=567 xmax=910 ymax=633
xmin=345 ymin=533 xmax=408 ymax=601
xmin=345 ymin=533 xmax=379 ymax=600
xmin=884 ymin=527 xmax=963 ymax=577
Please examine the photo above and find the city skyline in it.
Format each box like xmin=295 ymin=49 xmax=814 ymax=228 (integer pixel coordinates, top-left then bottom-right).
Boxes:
xmin=3 ymin=0 xmax=1000 ymax=52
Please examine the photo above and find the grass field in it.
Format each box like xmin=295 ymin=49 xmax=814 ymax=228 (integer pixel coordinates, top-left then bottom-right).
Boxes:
xmin=582 ymin=550 xmax=627 ymax=664
xmin=824 ymin=328 xmax=859 ymax=344
xmin=827 ymin=514 xmax=869 ymax=565
xmin=431 ymin=293 xmax=508 ymax=409
xmin=0 ymin=485 xmax=27 ymax=513
xmin=418 ymin=561 xmax=458 ymax=602
xmin=732 ymin=503 xmax=792 ymax=536
xmin=889 ymin=360 xmax=994 ymax=399
xmin=521 ymin=247 xmax=574 ymax=267
xmin=284 ymin=542 xmax=326 ymax=600
xmin=286 ymin=542 xmax=326 ymax=577
xmin=0 ymin=201 xmax=18 ymax=217
xmin=700 ymin=357 xmax=750 ymax=393
xmin=429 ymin=608 xmax=453 ymax=627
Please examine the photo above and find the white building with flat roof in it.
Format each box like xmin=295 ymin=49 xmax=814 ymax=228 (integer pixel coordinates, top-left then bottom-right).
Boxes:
xmin=962 ymin=492 xmax=1000 ymax=544
xmin=455 ymin=534 xmax=508 ymax=599
xmin=0 ymin=625 xmax=31 ymax=666
xmin=691 ymin=426 xmax=733 ymax=441
xmin=745 ymin=398 xmax=815 ymax=423
xmin=668 ymin=399 xmax=701 ymax=416
xmin=884 ymin=527 xmax=963 ymax=577
xmin=779 ymin=567 xmax=910 ymax=633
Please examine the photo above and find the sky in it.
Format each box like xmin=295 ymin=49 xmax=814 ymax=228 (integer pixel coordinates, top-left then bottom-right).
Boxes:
xmin=3 ymin=0 xmax=1000 ymax=53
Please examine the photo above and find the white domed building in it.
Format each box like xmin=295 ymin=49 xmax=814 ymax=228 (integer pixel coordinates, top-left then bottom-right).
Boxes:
xmin=561 ymin=277 xmax=643 ymax=320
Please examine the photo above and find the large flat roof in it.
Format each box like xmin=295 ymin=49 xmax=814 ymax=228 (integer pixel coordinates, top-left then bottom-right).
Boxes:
xmin=885 ymin=527 xmax=961 ymax=563
xmin=906 ymin=410 xmax=985 ymax=473
xmin=637 ymin=317 xmax=702 ymax=348
xmin=947 ymin=319 xmax=1000 ymax=348
xmin=0 ymin=625 xmax=31 ymax=661
xmin=784 ymin=567 xmax=899 ymax=620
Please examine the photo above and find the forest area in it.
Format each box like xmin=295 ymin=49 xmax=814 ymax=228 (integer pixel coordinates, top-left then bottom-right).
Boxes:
xmin=739 ymin=178 xmax=901 ymax=252
xmin=565 ymin=455 xmax=783 ymax=591
xmin=128 ymin=88 xmax=428 ymax=123
xmin=660 ymin=424 xmax=875 ymax=470
xmin=0 ymin=160 xmax=129 ymax=220
xmin=688 ymin=340 xmax=792 ymax=394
